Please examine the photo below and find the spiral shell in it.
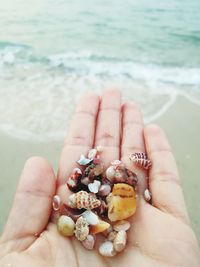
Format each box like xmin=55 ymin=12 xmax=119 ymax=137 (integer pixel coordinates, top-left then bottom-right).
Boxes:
xmin=74 ymin=216 xmax=89 ymax=241
xmin=69 ymin=191 xmax=101 ymax=210
xmin=129 ymin=152 xmax=151 ymax=170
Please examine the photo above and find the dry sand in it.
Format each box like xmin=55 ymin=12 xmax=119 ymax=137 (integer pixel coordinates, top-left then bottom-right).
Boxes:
xmin=0 ymin=96 xmax=199 ymax=243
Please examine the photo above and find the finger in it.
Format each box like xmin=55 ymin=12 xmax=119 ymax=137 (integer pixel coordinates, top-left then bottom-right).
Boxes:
xmin=94 ymin=89 xmax=121 ymax=166
xmin=1 ymin=157 xmax=56 ymax=251
xmin=144 ymin=124 xmax=190 ymax=224
xmin=121 ymin=102 xmax=147 ymax=194
xmin=57 ymin=92 xmax=100 ymax=200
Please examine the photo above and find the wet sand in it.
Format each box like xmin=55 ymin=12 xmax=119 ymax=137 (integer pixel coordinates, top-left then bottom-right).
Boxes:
xmin=0 ymin=96 xmax=199 ymax=243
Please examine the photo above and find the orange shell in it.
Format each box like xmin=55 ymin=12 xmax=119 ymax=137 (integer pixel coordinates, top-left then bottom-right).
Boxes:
xmin=90 ymin=220 xmax=111 ymax=234
xmin=108 ymin=183 xmax=136 ymax=222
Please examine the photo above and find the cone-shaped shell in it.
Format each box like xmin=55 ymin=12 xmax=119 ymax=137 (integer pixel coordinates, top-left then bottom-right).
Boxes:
xmin=108 ymin=183 xmax=136 ymax=222
xmin=76 ymin=191 xmax=101 ymax=210
xmin=90 ymin=220 xmax=110 ymax=234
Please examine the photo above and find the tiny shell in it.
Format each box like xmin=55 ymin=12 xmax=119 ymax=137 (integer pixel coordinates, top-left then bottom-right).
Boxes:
xmin=98 ymin=184 xmax=111 ymax=197
xmin=88 ymin=180 xmax=101 ymax=193
xmin=68 ymin=194 xmax=77 ymax=208
xmin=70 ymin=191 xmax=101 ymax=210
xmin=88 ymin=149 xmax=97 ymax=160
xmin=113 ymin=230 xmax=127 ymax=252
xmin=67 ymin=171 xmax=82 ymax=192
xmin=106 ymin=166 xmax=116 ymax=181
xmin=99 ymin=241 xmax=116 ymax=257
xmin=57 ymin=215 xmax=75 ymax=237
xmin=90 ymin=220 xmax=110 ymax=234
xmin=144 ymin=188 xmax=151 ymax=202
xmin=96 ymin=145 xmax=103 ymax=153
xmin=82 ymin=210 xmax=99 ymax=225
xmin=93 ymin=164 xmax=104 ymax=176
xmin=111 ymin=159 xmax=122 ymax=168
xmin=77 ymin=155 xmax=93 ymax=166
xmin=107 ymin=231 xmax=117 ymax=241
xmin=113 ymin=220 xmax=131 ymax=232
xmin=74 ymin=216 xmax=89 ymax=241
xmin=129 ymin=152 xmax=151 ymax=170
xmin=82 ymin=234 xmax=95 ymax=250
xmin=52 ymin=195 xmax=61 ymax=211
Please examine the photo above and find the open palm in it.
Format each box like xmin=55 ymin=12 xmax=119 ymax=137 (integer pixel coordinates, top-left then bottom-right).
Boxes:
xmin=0 ymin=90 xmax=199 ymax=267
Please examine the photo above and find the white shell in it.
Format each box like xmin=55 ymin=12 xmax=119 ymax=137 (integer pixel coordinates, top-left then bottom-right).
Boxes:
xmin=57 ymin=215 xmax=75 ymax=237
xmin=113 ymin=220 xmax=131 ymax=232
xmin=82 ymin=235 xmax=95 ymax=250
xmin=77 ymin=154 xmax=92 ymax=166
xmin=144 ymin=189 xmax=151 ymax=202
xmin=88 ymin=180 xmax=101 ymax=193
xmin=98 ymin=184 xmax=111 ymax=197
xmin=113 ymin=230 xmax=127 ymax=252
xmin=99 ymin=241 xmax=116 ymax=257
xmin=88 ymin=149 xmax=97 ymax=160
xmin=96 ymin=146 xmax=103 ymax=153
xmin=106 ymin=166 xmax=116 ymax=181
xmin=52 ymin=195 xmax=61 ymax=211
xmin=82 ymin=210 xmax=99 ymax=225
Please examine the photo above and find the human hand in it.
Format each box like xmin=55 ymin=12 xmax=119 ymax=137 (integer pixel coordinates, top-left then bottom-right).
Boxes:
xmin=0 ymin=90 xmax=200 ymax=267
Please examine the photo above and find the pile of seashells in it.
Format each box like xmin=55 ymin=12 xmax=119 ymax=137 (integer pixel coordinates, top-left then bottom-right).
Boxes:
xmin=52 ymin=147 xmax=151 ymax=257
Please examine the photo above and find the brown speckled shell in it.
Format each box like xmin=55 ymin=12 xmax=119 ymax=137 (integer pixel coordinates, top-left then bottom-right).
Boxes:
xmin=76 ymin=191 xmax=101 ymax=210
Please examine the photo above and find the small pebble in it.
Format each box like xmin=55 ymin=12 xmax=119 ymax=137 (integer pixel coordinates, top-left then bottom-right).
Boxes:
xmin=57 ymin=215 xmax=75 ymax=237
xmin=99 ymin=241 xmax=116 ymax=257
xmin=82 ymin=235 xmax=96 ymax=250
xmin=144 ymin=188 xmax=151 ymax=202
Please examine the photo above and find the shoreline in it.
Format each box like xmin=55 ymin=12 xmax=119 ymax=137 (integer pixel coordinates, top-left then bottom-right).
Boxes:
xmin=0 ymin=96 xmax=199 ymax=243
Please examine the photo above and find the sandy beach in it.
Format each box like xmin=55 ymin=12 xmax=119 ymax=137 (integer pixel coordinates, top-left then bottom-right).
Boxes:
xmin=0 ymin=95 xmax=199 ymax=243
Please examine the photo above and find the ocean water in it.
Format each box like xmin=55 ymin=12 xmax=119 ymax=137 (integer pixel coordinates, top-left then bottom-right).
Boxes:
xmin=0 ymin=0 xmax=200 ymax=141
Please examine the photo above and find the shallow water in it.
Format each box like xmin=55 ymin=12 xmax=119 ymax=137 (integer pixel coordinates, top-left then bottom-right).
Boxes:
xmin=0 ymin=0 xmax=200 ymax=141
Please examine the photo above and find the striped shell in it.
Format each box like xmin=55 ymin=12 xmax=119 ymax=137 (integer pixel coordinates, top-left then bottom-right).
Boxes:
xmin=72 ymin=191 xmax=101 ymax=210
xmin=129 ymin=152 xmax=151 ymax=170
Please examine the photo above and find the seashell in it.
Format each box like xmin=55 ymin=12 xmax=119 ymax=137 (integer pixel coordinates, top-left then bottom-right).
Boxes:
xmin=114 ymin=169 xmax=127 ymax=183
xmin=96 ymin=145 xmax=103 ymax=153
xmin=52 ymin=195 xmax=61 ymax=211
xmin=106 ymin=166 xmax=116 ymax=182
xmin=99 ymin=241 xmax=116 ymax=257
xmin=88 ymin=180 xmax=101 ymax=193
xmin=111 ymin=159 xmax=122 ymax=169
xmin=88 ymin=148 xmax=97 ymax=160
xmin=107 ymin=231 xmax=117 ymax=241
xmin=113 ymin=230 xmax=127 ymax=252
xmin=144 ymin=188 xmax=151 ymax=202
xmin=95 ymin=200 xmax=108 ymax=216
xmin=59 ymin=203 xmax=83 ymax=222
xmin=69 ymin=191 xmax=101 ymax=210
xmin=108 ymin=183 xmax=136 ymax=222
xmin=98 ymin=184 xmax=111 ymax=197
xmin=82 ymin=210 xmax=99 ymax=225
xmin=113 ymin=220 xmax=131 ymax=232
xmin=67 ymin=171 xmax=82 ymax=192
xmin=93 ymin=164 xmax=104 ymax=176
xmin=77 ymin=154 xmax=93 ymax=166
xmin=90 ymin=219 xmax=110 ymax=234
xmin=57 ymin=215 xmax=75 ymax=237
xmin=72 ymin=168 xmax=82 ymax=175
xmin=129 ymin=152 xmax=151 ymax=170
xmin=81 ymin=234 xmax=96 ymax=250
xmin=74 ymin=216 xmax=89 ymax=241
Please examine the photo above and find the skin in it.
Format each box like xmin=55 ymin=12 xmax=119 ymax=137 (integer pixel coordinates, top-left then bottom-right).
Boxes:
xmin=0 ymin=89 xmax=200 ymax=267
